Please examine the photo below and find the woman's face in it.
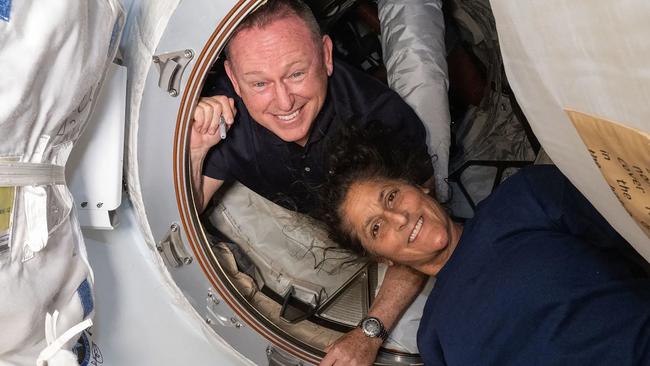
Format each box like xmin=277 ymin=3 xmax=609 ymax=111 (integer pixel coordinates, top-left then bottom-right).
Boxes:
xmin=340 ymin=178 xmax=459 ymax=275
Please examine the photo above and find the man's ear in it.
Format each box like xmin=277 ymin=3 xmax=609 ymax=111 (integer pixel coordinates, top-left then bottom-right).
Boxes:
xmin=322 ymin=35 xmax=334 ymax=76
xmin=224 ymin=60 xmax=242 ymax=96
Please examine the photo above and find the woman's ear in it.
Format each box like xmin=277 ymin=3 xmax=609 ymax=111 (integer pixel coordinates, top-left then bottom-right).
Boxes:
xmin=419 ymin=185 xmax=430 ymax=195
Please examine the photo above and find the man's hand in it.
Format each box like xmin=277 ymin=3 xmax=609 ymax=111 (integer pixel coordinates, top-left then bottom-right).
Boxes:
xmin=190 ymin=95 xmax=236 ymax=153
xmin=189 ymin=95 xmax=235 ymax=212
xmin=319 ymin=328 xmax=382 ymax=366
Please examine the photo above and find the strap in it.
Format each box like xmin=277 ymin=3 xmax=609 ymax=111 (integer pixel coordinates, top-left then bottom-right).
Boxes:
xmin=36 ymin=311 xmax=93 ymax=366
xmin=0 ymin=162 xmax=65 ymax=187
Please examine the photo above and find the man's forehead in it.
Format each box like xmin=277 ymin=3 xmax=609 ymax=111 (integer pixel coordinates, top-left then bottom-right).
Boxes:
xmin=230 ymin=15 xmax=314 ymax=50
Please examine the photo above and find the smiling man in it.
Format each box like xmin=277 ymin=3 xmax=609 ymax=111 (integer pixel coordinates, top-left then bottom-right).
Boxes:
xmin=189 ymin=1 xmax=434 ymax=364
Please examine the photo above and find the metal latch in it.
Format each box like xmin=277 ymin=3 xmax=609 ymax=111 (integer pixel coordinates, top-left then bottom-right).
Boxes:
xmin=266 ymin=345 xmax=304 ymax=366
xmin=205 ymin=288 xmax=243 ymax=329
xmin=156 ymin=223 xmax=193 ymax=267
xmin=152 ymin=49 xmax=194 ymax=97
xmin=280 ymin=282 xmax=324 ymax=323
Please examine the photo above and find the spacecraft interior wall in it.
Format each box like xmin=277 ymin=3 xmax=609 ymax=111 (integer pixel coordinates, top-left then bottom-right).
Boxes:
xmin=491 ymin=0 xmax=650 ymax=261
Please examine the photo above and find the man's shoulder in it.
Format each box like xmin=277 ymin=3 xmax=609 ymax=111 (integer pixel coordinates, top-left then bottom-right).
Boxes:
xmin=203 ymin=70 xmax=238 ymax=97
xmin=329 ymin=59 xmax=396 ymax=103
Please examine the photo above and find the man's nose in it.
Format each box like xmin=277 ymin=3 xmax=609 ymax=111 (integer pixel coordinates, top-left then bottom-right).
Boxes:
xmin=274 ymin=81 xmax=294 ymax=111
xmin=385 ymin=210 xmax=409 ymax=230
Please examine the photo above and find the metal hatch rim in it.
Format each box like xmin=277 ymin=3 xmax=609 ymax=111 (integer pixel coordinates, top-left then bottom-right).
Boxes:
xmin=171 ymin=0 xmax=323 ymax=364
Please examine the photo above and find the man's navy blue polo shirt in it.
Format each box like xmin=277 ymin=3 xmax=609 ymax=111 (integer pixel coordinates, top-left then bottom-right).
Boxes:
xmin=203 ymin=60 xmax=433 ymax=214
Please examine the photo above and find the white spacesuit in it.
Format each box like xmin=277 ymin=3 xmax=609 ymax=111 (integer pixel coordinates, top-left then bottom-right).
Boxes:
xmin=0 ymin=1 xmax=123 ymax=364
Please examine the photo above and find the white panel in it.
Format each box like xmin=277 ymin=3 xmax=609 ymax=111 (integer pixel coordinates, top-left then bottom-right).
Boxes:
xmin=491 ymin=0 xmax=650 ymax=260
xmin=67 ymin=63 xmax=127 ymax=229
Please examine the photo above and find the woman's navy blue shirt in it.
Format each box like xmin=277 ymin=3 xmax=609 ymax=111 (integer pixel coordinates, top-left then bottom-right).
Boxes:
xmin=418 ymin=165 xmax=650 ymax=365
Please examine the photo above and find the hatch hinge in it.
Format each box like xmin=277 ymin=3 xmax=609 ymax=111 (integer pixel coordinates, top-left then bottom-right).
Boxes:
xmin=152 ymin=49 xmax=194 ymax=97
xmin=156 ymin=223 xmax=193 ymax=267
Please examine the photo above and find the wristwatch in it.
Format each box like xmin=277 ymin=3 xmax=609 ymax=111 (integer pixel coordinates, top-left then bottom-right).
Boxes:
xmin=359 ymin=316 xmax=389 ymax=342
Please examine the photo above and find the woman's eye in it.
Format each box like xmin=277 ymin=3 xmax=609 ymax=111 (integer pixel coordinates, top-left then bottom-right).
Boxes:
xmin=371 ymin=222 xmax=381 ymax=238
xmin=386 ymin=190 xmax=398 ymax=207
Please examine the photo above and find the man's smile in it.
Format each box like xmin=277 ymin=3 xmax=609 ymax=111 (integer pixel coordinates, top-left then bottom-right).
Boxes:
xmin=274 ymin=108 xmax=301 ymax=122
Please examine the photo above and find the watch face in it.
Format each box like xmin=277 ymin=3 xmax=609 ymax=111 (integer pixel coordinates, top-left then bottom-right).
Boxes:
xmin=361 ymin=318 xmax=381 ymax=337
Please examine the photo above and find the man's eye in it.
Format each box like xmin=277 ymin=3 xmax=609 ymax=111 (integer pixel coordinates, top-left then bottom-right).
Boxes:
xmin=371 ymin=222 xmax=381 ymax=238
xmin=252 ymin=81 xmax=266 ymax=88
xmin=290 ymin=71 xmax=305 ymax=79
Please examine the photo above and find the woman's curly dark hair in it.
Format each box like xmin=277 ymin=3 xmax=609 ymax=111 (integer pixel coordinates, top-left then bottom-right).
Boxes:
xmin=315 ymin=121 xmax=433 ymax=257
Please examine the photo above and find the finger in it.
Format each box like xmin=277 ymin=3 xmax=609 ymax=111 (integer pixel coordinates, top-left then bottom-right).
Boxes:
xmin=193 ymin=104 xmax=205 ymax=131
xmin=203 ymin=98 xmax=223 ymax=135
xmin=224 ymin=97 xmax=237 ymax=126
xmin=201 ymin=103 xmax=214 ymax=134
xmin=215 ymin=98 xmax=233 ymax=129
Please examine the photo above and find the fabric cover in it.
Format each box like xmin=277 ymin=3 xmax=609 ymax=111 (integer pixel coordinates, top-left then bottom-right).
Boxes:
xmin=378 ymin=0 xmax=450 ymax=202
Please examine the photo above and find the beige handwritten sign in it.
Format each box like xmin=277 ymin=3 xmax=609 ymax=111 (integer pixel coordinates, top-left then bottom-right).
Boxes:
xmin=566 ymin=110 xmax=650 ymax=239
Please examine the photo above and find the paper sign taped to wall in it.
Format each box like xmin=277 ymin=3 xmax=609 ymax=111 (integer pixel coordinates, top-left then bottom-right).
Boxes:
xmin=566 ymin=109 xmax=650 ymax=239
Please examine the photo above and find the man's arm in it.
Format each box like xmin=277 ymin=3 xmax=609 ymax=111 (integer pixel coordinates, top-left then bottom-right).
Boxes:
xmin=319 ymin=264 xmax=427 ymax=366
xmin=189 ymin=95 xmax=236 ymax=212
xmin=190 ymin=146 xmax=224 ymax=212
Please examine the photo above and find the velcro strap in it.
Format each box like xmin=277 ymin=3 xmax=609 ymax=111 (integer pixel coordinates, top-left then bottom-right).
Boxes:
xmin=0 ymin=162 xmax=65 ymax=187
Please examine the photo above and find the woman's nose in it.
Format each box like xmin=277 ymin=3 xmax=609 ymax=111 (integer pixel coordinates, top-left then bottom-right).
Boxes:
xmin=385 ymin=210 xmax=409 ymax=229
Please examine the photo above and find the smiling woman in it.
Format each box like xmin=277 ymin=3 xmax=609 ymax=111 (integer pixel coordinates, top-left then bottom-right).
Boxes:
xmin=341 ymin=177 xmax=461 ymax=275
xmin=317 ymin=124 xmax=650 ymax=365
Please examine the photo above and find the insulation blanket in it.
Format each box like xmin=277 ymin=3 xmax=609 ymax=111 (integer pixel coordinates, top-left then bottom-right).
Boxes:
xmin=211 ymin=182 xmax=432 ymax=353
xmin=0 ymin=1 xmax=123 ymax=364
xmin=378 ymin=0 xmax=451 ymax=202
xmin=490 ymin=0 xmax=650 ymax=261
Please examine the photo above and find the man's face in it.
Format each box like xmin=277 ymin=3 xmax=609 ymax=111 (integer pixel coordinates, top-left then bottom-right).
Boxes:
xmin=225 ymin=16 xmax=333 ymax=146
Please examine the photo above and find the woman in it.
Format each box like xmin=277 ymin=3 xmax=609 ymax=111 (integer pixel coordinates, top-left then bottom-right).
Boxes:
xmin=318 ymin=127 xmax=650 ymax=365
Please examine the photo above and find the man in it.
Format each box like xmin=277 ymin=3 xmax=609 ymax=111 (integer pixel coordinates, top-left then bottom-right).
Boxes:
xmin=190 ymin=1 xmax=433 ymax=364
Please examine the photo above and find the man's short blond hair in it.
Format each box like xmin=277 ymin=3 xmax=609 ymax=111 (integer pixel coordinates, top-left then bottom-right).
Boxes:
xmin=225 ymin=0 xmax=324 ymax=60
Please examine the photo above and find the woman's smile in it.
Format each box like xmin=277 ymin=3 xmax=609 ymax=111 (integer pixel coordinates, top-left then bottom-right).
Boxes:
xmin=341 ymin=178 xmax=462 ymax=275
